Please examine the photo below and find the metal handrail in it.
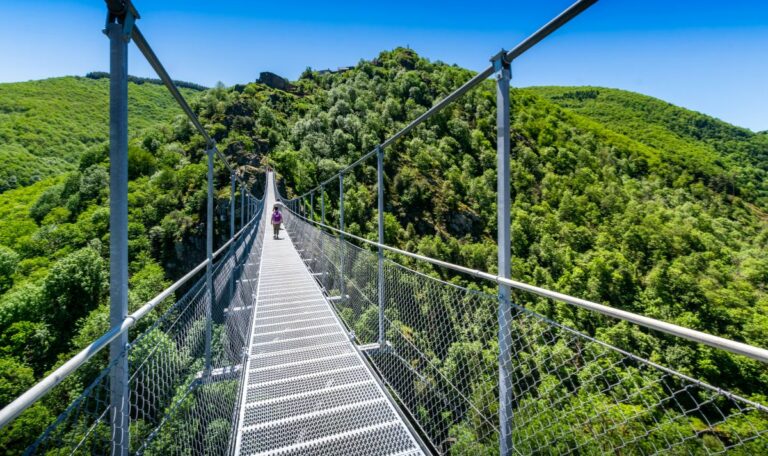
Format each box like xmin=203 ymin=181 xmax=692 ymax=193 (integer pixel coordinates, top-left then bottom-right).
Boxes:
xmin=0 ymin=211 xmax=263 ymax=429
xmin=280 ymin=205 xmax=768 ymax=365
xmin=287 ymin=0 xmax=598 ymax=202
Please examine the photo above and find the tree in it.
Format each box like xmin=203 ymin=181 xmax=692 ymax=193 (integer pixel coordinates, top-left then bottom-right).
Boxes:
xmin=29 ymin=185 xmax=63 ymax=224
xmin=0 ymin=246 xmax=19 ymax=293
xmin=0 ymin=322 xmax=51 ymax=373
xmin=41 ymin=247 xmax=107 ymax=344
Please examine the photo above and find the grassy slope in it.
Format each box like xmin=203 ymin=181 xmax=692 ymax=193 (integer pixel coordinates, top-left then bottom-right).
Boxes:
xmin=0 ymin=76 xmax=196 ymax=190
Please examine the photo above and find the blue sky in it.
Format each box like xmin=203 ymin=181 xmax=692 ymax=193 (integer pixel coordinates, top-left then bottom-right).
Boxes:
xmin=1 ymin=1 xmax=767 ymax=131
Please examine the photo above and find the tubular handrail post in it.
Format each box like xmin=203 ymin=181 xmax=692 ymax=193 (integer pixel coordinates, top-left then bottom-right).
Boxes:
xmin=106 ymin=17 xmax=130 ymax=456
xmin=339 ymin=173 xmax=346 ymax=300
xmin=230 ymin=172 xmax=235 ymax=239
xmin=240 ymin=184 xmax=244 ymax=231
xmin=376 ymin=145 xmax=385 ymax=346
xmin=321 ymin=185 xmax=326 ymax=225
xmin=229 ymin=171 xmax=235 ymax=302
xmin=493 ymin=51 xmax=514 ymax=456
xmin=310 ymin=192 xmax=315 ymax=221
xmin=205 ymin=147 xmax=214 ymax=375
xmin=320 ymin=185 xmax=325 ymax=262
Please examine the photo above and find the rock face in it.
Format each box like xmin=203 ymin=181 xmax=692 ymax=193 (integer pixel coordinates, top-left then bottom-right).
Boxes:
xmin=258 ymin=72 xmax=292 ymax=91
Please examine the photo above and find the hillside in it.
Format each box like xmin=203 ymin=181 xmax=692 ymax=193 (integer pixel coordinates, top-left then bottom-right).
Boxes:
xmin=527 ymin=86 xmax=768 ymax=208
xmin=268 ymin=49 xmax=768 ymax=402
xmin=0 ymin=49 xmax=766 ymax=452
xmin=0 ymin=76 xmax=199 ymax=192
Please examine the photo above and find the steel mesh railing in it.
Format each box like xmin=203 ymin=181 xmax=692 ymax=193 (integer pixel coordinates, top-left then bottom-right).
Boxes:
xmin=22 ymin=202 xmax=266 ymax=455
xmin=282 ymin=208 xmax=768 ymax=455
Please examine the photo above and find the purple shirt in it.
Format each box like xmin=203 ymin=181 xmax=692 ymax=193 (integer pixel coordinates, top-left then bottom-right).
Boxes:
xmin=271 ymin=211 xmax=282 ymax=224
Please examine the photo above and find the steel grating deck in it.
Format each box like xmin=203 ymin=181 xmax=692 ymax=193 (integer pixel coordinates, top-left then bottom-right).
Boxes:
xmin=233 ymin=175 xmax=426 ymax=456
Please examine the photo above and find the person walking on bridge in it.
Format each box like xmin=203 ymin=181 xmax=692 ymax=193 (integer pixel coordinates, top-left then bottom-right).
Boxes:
xmin=271 ymin=205 xmax=282 ymax=239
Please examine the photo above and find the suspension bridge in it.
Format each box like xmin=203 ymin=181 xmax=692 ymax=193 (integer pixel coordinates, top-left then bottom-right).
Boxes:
xmin=1 ymin=0 xmax=767 ymax=455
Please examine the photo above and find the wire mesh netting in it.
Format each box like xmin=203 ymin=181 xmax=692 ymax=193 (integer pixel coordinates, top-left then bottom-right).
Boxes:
xmin=281 ymin=208 xmax=768 ymax=455
xmin=22 ymin=202 xmax=266 ymax=456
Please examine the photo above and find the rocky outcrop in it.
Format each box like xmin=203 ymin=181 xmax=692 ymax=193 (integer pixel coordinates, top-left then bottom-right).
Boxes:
xmin=258 ymin=72 xmax=293 ymax=92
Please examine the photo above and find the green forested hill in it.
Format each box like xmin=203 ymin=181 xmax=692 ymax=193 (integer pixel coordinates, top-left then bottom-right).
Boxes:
xmin=527 ymin=86 xmax=768 ymax=207
xmin=267 ymin=49 xmax=767 ymax=416
xmin=0 ymin=49 xmax=766 ymax=453
xmin=0 ymin=76 xmax=199 ymax=191
xmin=288 ymin=51 xmax=766 ymax=351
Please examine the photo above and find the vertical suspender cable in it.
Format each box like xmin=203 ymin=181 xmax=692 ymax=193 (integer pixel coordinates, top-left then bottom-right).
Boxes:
xmin=376 ymin=146 xmax=386 ymax=346
xmin=319 ymin=186 xmax=325 ymax=264
xmin=339 ymin=173 xmax=346 ymax=299
xmin=321 ymin=186 xmax=326 ymax=225
xmin=229 ymin=171 xmax=236 ymax=302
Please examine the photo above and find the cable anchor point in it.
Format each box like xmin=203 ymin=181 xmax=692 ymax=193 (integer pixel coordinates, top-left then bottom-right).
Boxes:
xmin=490 ymin=49 xmax=511 ymax=77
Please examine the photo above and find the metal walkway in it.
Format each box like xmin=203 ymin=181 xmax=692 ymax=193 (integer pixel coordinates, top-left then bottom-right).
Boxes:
xmin=233 ymin=174 xmax=425 ymax=456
